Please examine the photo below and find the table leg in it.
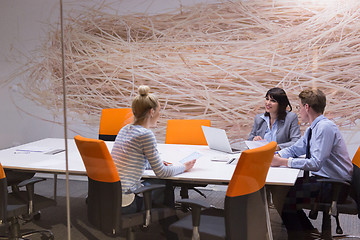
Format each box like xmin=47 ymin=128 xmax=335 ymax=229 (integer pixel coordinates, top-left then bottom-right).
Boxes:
xmin=264 ymin=186 xmax=273 ymax=240
xmin=53 ymin=173 xmax=57 ymax=201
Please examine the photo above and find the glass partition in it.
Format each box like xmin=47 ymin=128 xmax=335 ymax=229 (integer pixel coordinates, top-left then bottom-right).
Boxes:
xmin=0 ymin=0 xmax=69 ymax=239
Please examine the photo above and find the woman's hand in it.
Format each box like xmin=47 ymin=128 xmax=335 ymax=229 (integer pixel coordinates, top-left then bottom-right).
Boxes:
xmin=253 ymin=136 xmax=263 ymax=141
xmin=163 ymin=161 xmax=173 ymax=166
xmin=184 ymin=159 xmax=196 ymax=172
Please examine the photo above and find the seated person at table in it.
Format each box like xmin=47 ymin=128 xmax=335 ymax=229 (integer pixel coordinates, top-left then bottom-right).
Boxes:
xmin=111 ymin=85 xmax=196 ymax=213
xmin=271 ymin=88 xmax=353 ymax=240
xmin=248 ymin=87 xmax=301 ymax=150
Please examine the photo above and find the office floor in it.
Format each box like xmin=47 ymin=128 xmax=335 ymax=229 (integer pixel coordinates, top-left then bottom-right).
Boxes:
xmin=6 ymin=178 xmax=360 ymax=240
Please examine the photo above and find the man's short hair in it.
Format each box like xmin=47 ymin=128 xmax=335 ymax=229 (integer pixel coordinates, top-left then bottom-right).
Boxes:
xmin=299 ymin=89 xmax=326 ymax=114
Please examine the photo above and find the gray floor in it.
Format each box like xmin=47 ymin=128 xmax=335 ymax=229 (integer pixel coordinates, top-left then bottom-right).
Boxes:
xmin=5 ymin=177 xmax=360 ymax=240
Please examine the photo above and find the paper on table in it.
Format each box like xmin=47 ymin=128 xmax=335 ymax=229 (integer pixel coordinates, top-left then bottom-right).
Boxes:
xmin=15 ymin=146 xmax=51 ymax=153
xmin=244 ymin=140 xmax=269 ymax=149
xmin=179 ymin=152 xmax=202 ymax=164
xmin=157 ymin=145 xmax=202 ymax=165
xmin=15 ymin=146 xmax=63 ymax=154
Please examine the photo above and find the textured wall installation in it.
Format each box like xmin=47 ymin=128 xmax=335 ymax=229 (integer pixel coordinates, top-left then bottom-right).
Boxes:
xmin=16 ymin=0 xmax=360 ymax=142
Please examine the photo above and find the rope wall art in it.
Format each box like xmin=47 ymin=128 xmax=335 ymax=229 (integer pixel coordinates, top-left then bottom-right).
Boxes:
xmin=15 ymin=0 xmax=360 ymax=142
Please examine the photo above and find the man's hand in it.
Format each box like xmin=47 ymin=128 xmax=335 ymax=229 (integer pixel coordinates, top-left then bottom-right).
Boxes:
xmin=271 ymin=154 xmax=289 ymax=167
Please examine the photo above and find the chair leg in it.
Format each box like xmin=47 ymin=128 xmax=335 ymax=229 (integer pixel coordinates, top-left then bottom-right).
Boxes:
xmin=180 ymin=186 xmax=189 ymax=199
xmin=321 ymin=210 xmax=332 ymax=240
xmin=127 ymin=227 xmax=135 ymax=240
xmin=179 ymin=186 xmax=190 ymax=212
xmin=22 ymin=229 xmax=54 ymax=240
xmin=8 ymin=217 xmax=21 ymax=239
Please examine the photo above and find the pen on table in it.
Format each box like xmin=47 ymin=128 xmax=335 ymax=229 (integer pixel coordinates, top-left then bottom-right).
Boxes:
xmin=211 ymin=159 xmax=228 ymax=162
xmin=14 ymin=150 xmax=30 ymax=154
xmin=15 ymin=149 xmax=43 ymax=153
xmin=227 ymin=158 xmax=236 ymax=164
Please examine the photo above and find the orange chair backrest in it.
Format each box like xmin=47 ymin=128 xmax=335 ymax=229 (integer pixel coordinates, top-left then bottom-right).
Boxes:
xmin=352 ymin=146 xmax=360 ymax=168
xmin=165 ymin=119 xmax=211 ymax=145
xmin=74 ymin=135 xmax=120 ymax=183
xmin=0 ymin=163 xmax=5 ymax=180
xmin=99 ymin=108 xmax=133 ymax=136
xmin=226 ymin=141 xmax=277 ymax=197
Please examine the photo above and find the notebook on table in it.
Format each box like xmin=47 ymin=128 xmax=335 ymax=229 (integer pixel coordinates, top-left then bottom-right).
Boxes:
xmin=201 ymin=126 xmax=242 ymax=154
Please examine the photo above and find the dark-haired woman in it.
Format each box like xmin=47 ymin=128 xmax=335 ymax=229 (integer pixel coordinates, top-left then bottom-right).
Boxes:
xmin=248 ymin=87 xmax=301 ymax=150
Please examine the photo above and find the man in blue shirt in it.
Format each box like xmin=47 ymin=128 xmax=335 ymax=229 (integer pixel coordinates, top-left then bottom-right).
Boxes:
xmin=271 ymin=89 xmax=353 ymax=239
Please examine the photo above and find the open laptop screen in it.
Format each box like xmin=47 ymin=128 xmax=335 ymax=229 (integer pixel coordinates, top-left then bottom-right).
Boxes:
xmin=201 ymin=126 xmax=241 ymax=154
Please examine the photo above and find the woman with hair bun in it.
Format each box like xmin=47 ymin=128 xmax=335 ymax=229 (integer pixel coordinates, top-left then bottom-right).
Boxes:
xmin=248 ymin=87 xmax=301 ymax=150
xmin=111 ymin=85 xmax=196 ymax=213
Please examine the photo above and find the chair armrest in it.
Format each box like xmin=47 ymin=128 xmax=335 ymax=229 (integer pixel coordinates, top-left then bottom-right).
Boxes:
xmin=316 ymin=178 xmax=350 ymax=186
xmin=17 ymin=177 xmax=46 ymax=188
xmin=309 ymin=178 xmax=350 ymax=220
xmin=132 ymin=184 xmax=166 ymax=228
xmin=176 ymin=198 xmax=210 ymax=227
xmin=17 ymin=177 xmax=46 ymax=215
xmin=133 ymin=184 xmax=165 ymax=195
xmin=133 ymin=184 xmax=165 ymax=211
xmin=176 ymin=198 xmax=211 ymax=209
xmin=317 ymin=179 xmax=350 ymax=205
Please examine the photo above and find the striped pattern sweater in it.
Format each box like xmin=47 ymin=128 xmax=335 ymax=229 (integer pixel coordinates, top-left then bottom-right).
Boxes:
xmin=111 ymin=124 xmax=185 ymax=193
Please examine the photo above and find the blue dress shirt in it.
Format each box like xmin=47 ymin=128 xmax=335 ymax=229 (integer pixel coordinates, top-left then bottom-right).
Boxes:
xmin=261 ymin=114 xmax=278 ymax=143
xmin=279 ymin=115 xmax=353 ymax=182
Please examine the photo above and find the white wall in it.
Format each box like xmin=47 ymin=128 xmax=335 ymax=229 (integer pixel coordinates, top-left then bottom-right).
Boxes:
xmin=0 ymin=0 xmax=221 ymax=149
xmin=0 ymin=0 xmax=64 ymax=149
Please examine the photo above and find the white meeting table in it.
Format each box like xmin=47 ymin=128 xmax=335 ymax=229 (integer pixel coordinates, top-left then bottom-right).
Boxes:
xmin=0 ymin=138 xmax=301 ymax=186
xmin=0 ymin=138 xmax=301 ymax=240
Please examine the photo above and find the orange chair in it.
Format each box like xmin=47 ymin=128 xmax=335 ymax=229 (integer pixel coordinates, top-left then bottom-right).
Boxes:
xmin=165 ymin=119 xmax=211 ymax=145
xmin=170 ymin=141 xmax=277 ymax=240
xmin=165 ymin=119 xmax=211 ymax=200
xmin=98 ymin=108 xmax=133 ymax=141
xmin=74 ymin=135 xmax=175 ymax=237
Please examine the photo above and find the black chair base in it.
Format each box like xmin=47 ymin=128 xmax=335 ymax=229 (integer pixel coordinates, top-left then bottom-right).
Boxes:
xmin=0 ymin=218 xmax=54 ymax=240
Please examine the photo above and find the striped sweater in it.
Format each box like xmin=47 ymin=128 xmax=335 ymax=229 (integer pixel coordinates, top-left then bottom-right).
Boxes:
xmin=111 ymin=124 xmax=185 ymax=193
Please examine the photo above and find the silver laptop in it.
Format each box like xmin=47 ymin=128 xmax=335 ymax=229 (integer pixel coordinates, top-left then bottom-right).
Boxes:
xmin=201 ymin=126 xmax=242 ymax=154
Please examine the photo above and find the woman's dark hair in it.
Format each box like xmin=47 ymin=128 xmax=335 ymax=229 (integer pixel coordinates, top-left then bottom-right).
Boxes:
xmin=264 ymin=87 xmax=292 ymax=120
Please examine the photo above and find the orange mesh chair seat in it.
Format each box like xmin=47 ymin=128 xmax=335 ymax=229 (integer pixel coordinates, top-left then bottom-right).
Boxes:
xmin=74 ymin=135 xmax=176 ymax=239
xmin=0 ymin=164 xmax=55 ymax=240
xmin=98 ymin=108 xmax=134 ymax=141
xmin=169 ymin=141 xmax=277 ymax=240
xmin=165 ymin=119 xmax=210 ymax=146
xmin=300 ymin=146 xmax=360 ymax=239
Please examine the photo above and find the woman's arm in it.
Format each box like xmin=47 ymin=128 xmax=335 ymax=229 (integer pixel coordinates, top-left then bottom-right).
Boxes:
xmin=142 ymin=131 xmax=185 ymax=177
xmin=248 ymin=114 xmax=264 ymax=140
xmin=277 ymin=113 xmax=301 ymax=149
